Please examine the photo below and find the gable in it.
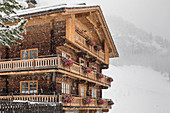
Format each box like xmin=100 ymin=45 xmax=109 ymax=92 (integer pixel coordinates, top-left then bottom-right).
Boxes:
xmin=65 ymin=6 xmax=119 ymax=58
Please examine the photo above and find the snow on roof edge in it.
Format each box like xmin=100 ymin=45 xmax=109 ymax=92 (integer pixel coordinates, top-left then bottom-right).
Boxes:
xmin=17 ymin=3 xmax=99 ymax=17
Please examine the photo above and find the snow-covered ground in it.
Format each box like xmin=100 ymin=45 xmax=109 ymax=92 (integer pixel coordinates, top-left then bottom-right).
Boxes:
xmin=103 ymin=65 xmax=170 ymax=113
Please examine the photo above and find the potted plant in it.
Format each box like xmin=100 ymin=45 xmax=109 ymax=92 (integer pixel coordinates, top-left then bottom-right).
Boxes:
xmin=86 ymin=39 xmax=95 ymax=46
xmin=96 ymin=73 xmax=104 ymax=79
xmin=83 ymin=98 xmax=92 ymax=104
xmin=97 ymin=98 xmax=104 ymax=105
xmin=107 ymin=77 xmax=113 ymax=82
xmin=94 ymin=45 xmax=102 ymax=51
xmin=82 ymin=66 xmax=92 ymax=74
xmin=62 ymin=57 xmax=74 ymax=67
xmin=62 ymin=94 xmax=74 ymax=103
xmin=108 ymin=100 xmax=114 ymax=105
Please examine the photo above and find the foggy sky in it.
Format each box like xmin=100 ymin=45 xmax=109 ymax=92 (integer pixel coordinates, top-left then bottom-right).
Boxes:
xmin=38 ymin=0 xmax=170 ymax=40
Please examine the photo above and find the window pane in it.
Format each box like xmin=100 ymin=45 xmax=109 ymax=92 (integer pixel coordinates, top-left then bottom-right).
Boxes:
xmin=34 ymin=82 xmax=37 ymax=87
xmin=62 ymin=53 xmax=66 ymax=57
xmin=22 ymin=51 xmax=28 ymax=59
xmin=34 ymin=50 xmax=37 ymax=58
xmin=81 ymin=88 xmax=84 ymax=96
xmin=22 ymin=82 xmax=28 ymax=88
xmin=30 ymin=88 xmax=37 ymax=93
xmin=30 ymin=82 xmax=33 ymax=87
xmin=81 ymin=60 xmax=84 ymax=66
xmin=30 ymin=50 xmax=37 ymax=59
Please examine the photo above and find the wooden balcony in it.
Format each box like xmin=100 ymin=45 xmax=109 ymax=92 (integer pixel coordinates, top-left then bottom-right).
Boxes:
xmin=59 ymin=96 xmax=111 ymax=109
xmin=74 ymin=30 xmax=105 ymax=62
xmin=0 ymin=95 xmax=58 ymax=103
xmin=0 ymin=55 xmax=111 ymax=87
xmin=0 ymin=95 xmax=112 ymax=109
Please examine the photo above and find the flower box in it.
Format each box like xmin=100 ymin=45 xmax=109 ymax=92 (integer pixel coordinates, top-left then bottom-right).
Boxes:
xmin=94 ymin=45 xmax=102 ymax=51
xmin=83 ymin=98 xmax=92 ymax=104
xmin=62 ymin=94 xmax=74 ymax=103
xmin=96 ymin=73 xmax=104 ymax=79
xmin=82 ymin=66 xmax=92 ymax=74
xmin=108 ymin=100 xmax=114 ymax=105
xmin=97 ymin=98 xmax=104 ymax=105
xmin=86 ymin=39 xmax=95 ymax=46
xmin=62 ymin=57 xmax=74 ymax=67
xmin=107 ymin=77 xmax=113 ymax=83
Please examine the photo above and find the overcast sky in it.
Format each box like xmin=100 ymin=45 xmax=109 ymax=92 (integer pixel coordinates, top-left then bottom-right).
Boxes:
xmin=38 ymin=0 xmax=170 ymax=40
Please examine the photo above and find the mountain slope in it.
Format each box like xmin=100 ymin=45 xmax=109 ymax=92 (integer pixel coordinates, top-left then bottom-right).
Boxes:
xmin=107 ymin=15 xmax=170 ymax=72
xmin=103 ymin=65 xmax=170 ymax=113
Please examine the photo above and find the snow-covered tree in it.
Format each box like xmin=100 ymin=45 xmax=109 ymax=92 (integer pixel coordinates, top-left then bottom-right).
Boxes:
xmin=0 ymin=0 xmax=27 ymax=48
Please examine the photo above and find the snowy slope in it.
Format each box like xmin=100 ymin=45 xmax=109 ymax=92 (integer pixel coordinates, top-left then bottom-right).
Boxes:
xmin=103 ymin=65 xmax=170 ymax=113
xmin=107 ymin=15 xmax=170 ymax=73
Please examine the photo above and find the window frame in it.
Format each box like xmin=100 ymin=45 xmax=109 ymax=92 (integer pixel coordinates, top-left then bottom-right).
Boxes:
xmin=79 ymin=58 xmax=86 ymax=66
xmin=79 ymin=84 xmax=86 ymax=97
xmin=20 ymin=80 xmax=38 ymax=95
xmin=20 ymin=48 xmax=38 ymax=59
xmin=62 ymin=83 xmax=71 ymax=94
xmin=89 ymin=87 xmax=97 ymax=98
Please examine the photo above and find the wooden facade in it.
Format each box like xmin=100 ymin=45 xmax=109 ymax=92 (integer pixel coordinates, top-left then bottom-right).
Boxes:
xmin=0 ymin=5 xmax=118 ymax=113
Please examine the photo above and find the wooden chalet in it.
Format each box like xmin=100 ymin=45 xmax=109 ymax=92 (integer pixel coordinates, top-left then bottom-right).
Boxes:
xmin=0 ymin=4 xmax=118 ymax=113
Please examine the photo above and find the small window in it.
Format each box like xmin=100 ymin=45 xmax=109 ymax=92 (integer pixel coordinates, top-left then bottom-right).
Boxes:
xmin=92 ymin=89 xmax=96 ymax=98
xmin=62 ymin=52 xmax=70 ymax=59
xmin=21 ymin=48 xmax=38 ymax=59
xmin=79 ymin=84 xmax=86 ymax=97
xmin=62 ymin=83 xmax=70 ymax=94
xmin=79 ymin=58 xmax=86 ymax=66
xmin=81 ymin=88 xmax=84 ymax=97
xmin=20 ymin=81 xmax=38 ymax=94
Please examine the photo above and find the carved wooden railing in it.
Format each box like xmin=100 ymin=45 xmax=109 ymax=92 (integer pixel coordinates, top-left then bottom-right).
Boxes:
xmin=75 ymin=32 xmax=105 ymax=60
xmin=59 ymin=95 xmax=111 ymax=109
xmin=0 ymin=56 xmax=111 ymax=86
xmin=0 ymin=57 xmax=58 ymax=71
xmin=0 ymin=95 xmax=58 ymax=103
xmin=58 ymin=57 xmax=111 ymax=86
xmin=0 ymin=95 xmax=112 ymax=109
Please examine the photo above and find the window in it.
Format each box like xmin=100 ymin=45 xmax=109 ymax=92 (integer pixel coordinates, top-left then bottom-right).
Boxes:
xmin=20 ymin=81 xmax=38 ymax=94
xmin=21 ymin=48 xmax=38 ymax=59
xmin=79 ymin=58 xmax=86 ymax=66
xmin=79 ymin=84 xmax=86 ymax=97
xmin=62 ymin=83 xmax=70 ymax=94
xmin=62 ymin=52 xmax=70 ymax=59
xmin=92 ymin=89 xmax=96 ymax=98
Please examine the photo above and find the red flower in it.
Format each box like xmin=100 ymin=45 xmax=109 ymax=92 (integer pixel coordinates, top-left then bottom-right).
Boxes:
xmin=107 ymin=77 xmax=113 ymax=82
xmin=108 ymin=100 xmax=114 ymax=105
xmin=83 ymin=98 xmax=92 ymax=104
xmin=97 ymin=99 xmax=104 ymax=105
xmin=82 ymin=66 xmax=92 ymax=74
xmin=96 ymin=73 xmax=104 ymax=79
xmin=62 ymin=94 xmax=74 ymax=103
xmin=62 ymin=57 xmax=74 ymax=67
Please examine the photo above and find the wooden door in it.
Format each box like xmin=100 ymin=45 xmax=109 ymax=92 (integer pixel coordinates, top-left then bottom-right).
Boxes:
xmin=79 ymin=84 xmax=87 ymax=97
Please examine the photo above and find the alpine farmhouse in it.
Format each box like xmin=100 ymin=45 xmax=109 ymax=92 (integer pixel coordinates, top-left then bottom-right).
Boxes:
xmin=0 ymin=4 xmax=118 ymax=113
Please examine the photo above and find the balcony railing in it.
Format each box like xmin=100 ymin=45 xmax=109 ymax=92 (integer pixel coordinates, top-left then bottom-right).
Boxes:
xmin=0 ymin=95 xmax=58 ymax=103
xmin=0 ymin=55 xmax=111 ymax=86
xmin=59 ymin=95 xmax=111 ymax=109
xmin=0 ymin=95 xmax=112 ymax=109
xmin=75 ymin=30 xmax=105 ymax=61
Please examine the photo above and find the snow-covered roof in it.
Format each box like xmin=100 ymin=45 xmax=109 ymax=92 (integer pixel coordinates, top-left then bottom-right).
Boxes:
xmin=17 ymin=3 xmax=99 ymax=16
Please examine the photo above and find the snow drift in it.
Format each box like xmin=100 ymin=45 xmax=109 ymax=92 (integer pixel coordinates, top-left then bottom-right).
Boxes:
xmin=103 ymin=65 xmax=170 ymax=113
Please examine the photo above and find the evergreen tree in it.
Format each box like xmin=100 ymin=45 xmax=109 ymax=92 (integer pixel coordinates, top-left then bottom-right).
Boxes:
xmin=0 ymin=0 xmax=27 ymax=48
